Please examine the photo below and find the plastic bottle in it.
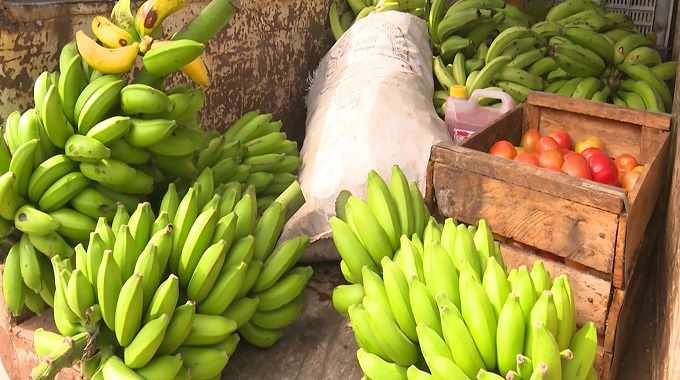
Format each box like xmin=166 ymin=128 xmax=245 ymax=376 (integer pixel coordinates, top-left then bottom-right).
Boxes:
xmin=444 ymin=85 xmax=516 ymax=142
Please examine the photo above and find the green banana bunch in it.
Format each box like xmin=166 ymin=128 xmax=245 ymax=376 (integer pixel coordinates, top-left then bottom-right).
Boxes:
xmin=328 ymin=166 xmax=605 ymax=380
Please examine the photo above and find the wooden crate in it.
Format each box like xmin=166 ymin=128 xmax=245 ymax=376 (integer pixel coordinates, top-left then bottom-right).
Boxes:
xmin=425 ymin=92 xmax=671 ymax=379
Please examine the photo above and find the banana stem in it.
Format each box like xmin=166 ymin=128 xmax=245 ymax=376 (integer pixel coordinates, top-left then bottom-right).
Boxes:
xmin=171 ymin=0 xmax=239 ymax=43
xmin=275 ymin=181 xmax=305 ymax=223
xmin=29 ymin=332 xmax=91 ymax=380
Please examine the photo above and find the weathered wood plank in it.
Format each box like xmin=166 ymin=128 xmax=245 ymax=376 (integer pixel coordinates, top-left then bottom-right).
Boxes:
xmin=655 ymin=24 xmax=680 ymax=376
xmin=623 ymin=134 xmax=670 ymax=284
xmin=431 ymin=146 xmax=625 ymax=214
xmin=434 ymin=164 xmax=619 ymax=274
xmin=499 ymin=245 xmax=611 ymax=336
xmin=525 ymin=92 xmax=672 ymax=132
xmin=537 ymin=108 xmax=642 ymax=160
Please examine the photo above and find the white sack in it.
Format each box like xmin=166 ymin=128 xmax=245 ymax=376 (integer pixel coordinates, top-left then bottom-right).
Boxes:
xmin=282 ymin=11 xmax=453 ymax=262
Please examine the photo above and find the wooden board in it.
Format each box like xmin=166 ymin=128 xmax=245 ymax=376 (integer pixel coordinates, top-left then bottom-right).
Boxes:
xmin=433 ymin=162 xmax=619 ymax=274
xmin=499 ymin=244 xmax=611 ymax=336
xmin=525 ymin=92 xmax=672 ymax=132
xmin=654 ymin=50 xmax=680 ymax=379
xmin=0 ymin=261 xmax=661 ymax=379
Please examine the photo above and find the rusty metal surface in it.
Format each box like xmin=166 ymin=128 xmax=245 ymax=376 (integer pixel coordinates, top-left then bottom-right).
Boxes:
xmin=0 ymin=0 xmax=341 ymax=144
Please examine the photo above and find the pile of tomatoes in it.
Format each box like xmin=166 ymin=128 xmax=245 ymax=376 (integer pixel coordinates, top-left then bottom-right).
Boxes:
xmin=488 ymin=129 xmax=644 ymax=193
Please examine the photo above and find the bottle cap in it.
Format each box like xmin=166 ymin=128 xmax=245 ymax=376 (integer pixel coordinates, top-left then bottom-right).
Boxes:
xmin=449 ymin=85 xmax=467 ymax=99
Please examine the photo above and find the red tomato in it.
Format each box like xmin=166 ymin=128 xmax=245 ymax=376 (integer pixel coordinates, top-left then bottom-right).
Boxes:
xmin=514 ymin=152 xmax=540 ymax=166
xmin=614 ymin=153 xmax=639 ymax=174
xmin=536 ymin=136 xmax=560 ymax=154
xmin=538 ymin=250 xmax=564 ymax=263
xmin=622 ymin=169 xmax=641 ymax=193
xmin=489 ymin=140 xmax=517 ymax=160
xmin=549 ymin=130 xmax=573 ymax=150
xmin=588 ymin=153 xmax=619 ymax=186
xmin=560 ymin=148 xmax=573 ymax=156
xmin=520 ymin=129 xmax=542 ymax=153
xmin=564 ymin=258 xmax=589 ymax=271
xmin=580 ymin=147 xmax=605 ymax=162
xmin=562 ymin=153 xmax=592 ymax=180
xmin=538 ymin=150 xmax=565 ymax=169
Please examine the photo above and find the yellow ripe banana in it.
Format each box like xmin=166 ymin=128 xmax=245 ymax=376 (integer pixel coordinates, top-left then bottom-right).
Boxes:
xmin=76 ymin=30 xmax=140 ymax=75
xmin=135 ymin=0 xmax=187 ymax=37
xmin=180 ymin=55 xmax=210 ymax=87
xmin=91 ymin=16 xmax=136 ymax=48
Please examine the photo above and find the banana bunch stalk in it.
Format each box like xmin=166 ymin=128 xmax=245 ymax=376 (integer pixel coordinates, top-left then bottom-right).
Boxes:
xmin=327 ymin=0 xmax=677 ymax=114
xmin=329 ymin=166 xmax=600 ymax=380
xmin=26 ymin=178 xmax=310 ymax=379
